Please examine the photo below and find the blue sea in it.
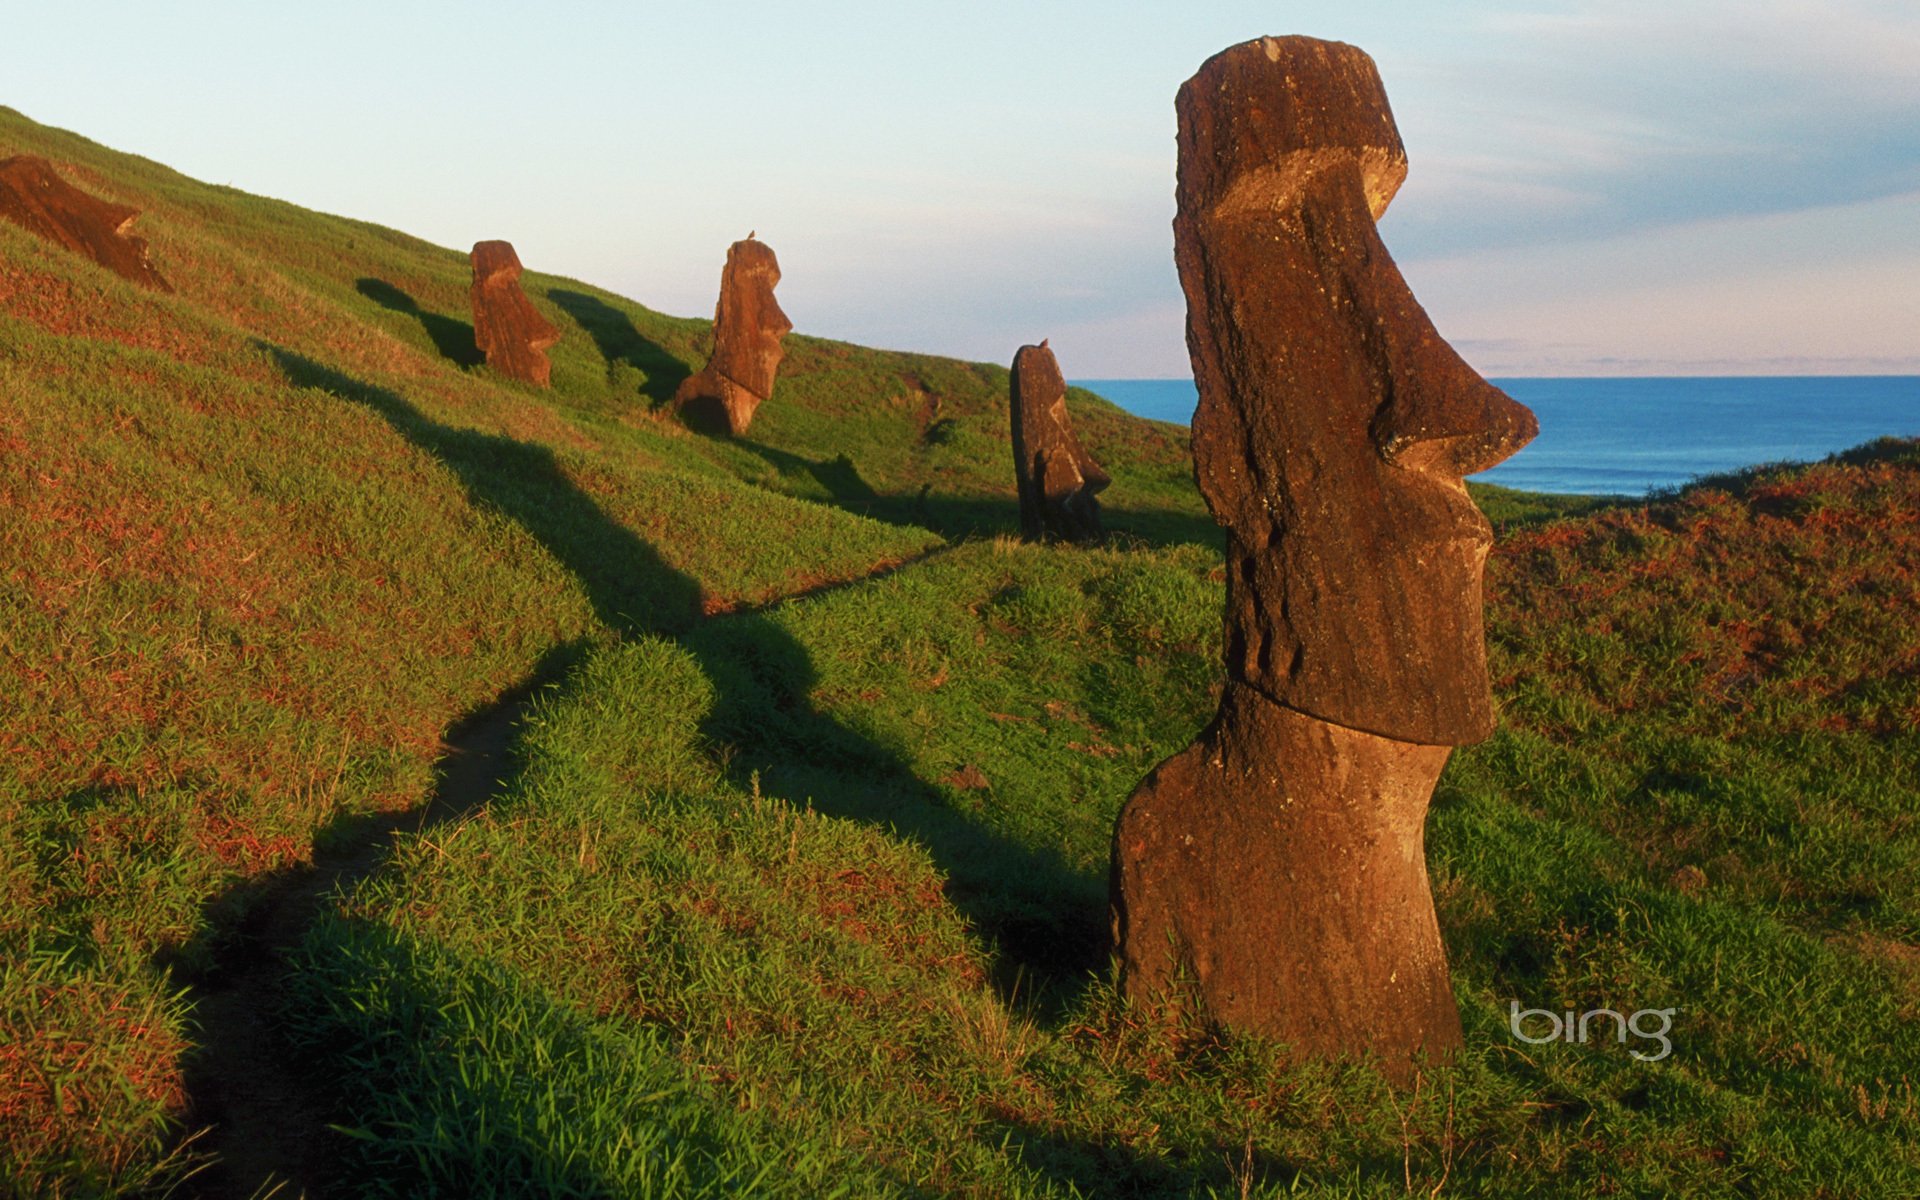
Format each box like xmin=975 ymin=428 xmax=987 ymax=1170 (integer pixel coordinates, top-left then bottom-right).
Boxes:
xmin=1074 ymin=376 xmax=1920 ymax=497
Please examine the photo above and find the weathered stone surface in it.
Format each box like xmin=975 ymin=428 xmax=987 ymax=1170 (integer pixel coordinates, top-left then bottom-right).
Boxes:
xmin=1110 ymin=36 xmax=1537 ymax=1077
xmin=1176 ymin=37 xmax=1537 ymax=745
xmin=1010 ymin=340 xmax=1109 ymax=542
xmin=0 ymin=155 xmax=171 ymax=291
xmin=675 ymin=236 xmax=791 ymax=436
xmin=1113 ymin=687 xmax=1457 ymax=1055
xmin=470 ymin=240 xmax=560 ymax=387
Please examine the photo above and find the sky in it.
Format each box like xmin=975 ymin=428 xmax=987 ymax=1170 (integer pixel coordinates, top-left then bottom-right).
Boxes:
xmin=8 ymin=1 xmax=1918 ymax=378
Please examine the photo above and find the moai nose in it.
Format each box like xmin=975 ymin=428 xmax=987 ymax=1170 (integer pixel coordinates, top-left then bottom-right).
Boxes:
xmin=1365 ymin=274 xmax=1539 ymax=479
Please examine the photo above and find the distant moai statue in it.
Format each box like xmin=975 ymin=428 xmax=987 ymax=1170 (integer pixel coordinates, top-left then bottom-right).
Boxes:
xmin=1009 ymin=340 xmax=1109 ymax=542
xmin=469 ymin=240 xmax=561 ymax=387
xmin=1109 ymin=36 xmax=1538 ymax=1078
xmin=0 ymin=155 xmax=172 ymax=291
xmin=674 ymin=234 xmax=792 ymax=436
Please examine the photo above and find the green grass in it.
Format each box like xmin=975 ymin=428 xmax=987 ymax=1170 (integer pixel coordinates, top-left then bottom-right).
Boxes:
xmin=288 ymin=446 xmax=1920 ymax=1197
xmin=5 ymin=103 xmax=1919 ymax=1197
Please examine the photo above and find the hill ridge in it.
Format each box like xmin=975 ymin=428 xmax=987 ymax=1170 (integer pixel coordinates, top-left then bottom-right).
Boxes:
xmin=5 ymin=104 xmax=1918 ymax=1197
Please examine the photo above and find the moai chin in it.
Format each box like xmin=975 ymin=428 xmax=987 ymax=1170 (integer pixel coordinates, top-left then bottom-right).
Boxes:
xmin=0 ymin=155 xmax=172 ymax=292
xmin=1109 ymin=36 xmax=1538 ymax=1078
xmin=674 ymin=235 xmax=792 ymax=436
xmin=1010 ymin=340 xmax=1110 ymax=543
xmin=470 ymin=240 xmax=561 ymax=387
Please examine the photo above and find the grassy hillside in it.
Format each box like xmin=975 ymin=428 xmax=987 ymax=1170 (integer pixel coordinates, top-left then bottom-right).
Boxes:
xmin=3 ymin=105 xmax=1917 ymax=1197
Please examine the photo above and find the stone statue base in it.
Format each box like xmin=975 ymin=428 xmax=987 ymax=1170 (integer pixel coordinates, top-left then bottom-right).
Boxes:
xmin=1111 ymin=684 xmax=1463 ymax=1078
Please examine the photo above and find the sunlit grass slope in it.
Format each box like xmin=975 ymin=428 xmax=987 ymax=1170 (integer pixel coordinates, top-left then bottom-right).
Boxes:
xmin=4 ymin=98 xmax=1917 ymax=1199
xmin=0 ymin=103 xmax=1165 ymax=1192
xmin=293 ymin=441 xmax=1920 ymax=1198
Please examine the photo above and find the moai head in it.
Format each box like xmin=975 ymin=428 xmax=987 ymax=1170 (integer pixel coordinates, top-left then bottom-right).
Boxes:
xmin=1174 ymin=37 xmax=1537 ymax=745
xmin=713 ymin=237 xmax=792 ymax=401
xmin=470 ymin=239 xmax=560 ymax=386
xmin=1010 ymin=340 xmax=1110 ymax=542
xmin=678 ymin=236 xmax=793 ymax=435
xmin=0 ymin=155 xmax=172 ymax=292
xmin=471 ymin=240 xmax=526 ymax=284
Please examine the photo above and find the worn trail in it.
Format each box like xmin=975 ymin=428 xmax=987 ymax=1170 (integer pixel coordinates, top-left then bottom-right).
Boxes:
xmin=175 ymin=548 xmax=935 ymax=1196
xmin=178 ymin=682 xmax=534 ymax=1199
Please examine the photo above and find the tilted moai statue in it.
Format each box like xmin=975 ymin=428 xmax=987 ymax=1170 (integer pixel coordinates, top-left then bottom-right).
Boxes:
xmin=674 ymin=235 xmax=792 ymax=436
xmin=1109 ymin=37 xmax=1537 ymax=1076
xmin=470 ymin=240 xmax=561 ymax=387
xmin=1010 ymin=340 xmax=1110 ymax=543
xmin=0 ymin=155 xmax=172 ymax=292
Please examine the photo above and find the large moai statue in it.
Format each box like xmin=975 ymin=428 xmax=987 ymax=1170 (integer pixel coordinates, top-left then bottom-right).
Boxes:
xmin=0 ymin=155 xmax=172 ymax=292
xmin=1109 ymin=37 xmax=1538 ymax=1077
xmin=469 ymin=240 xmax=561 ymax=387
xmin=674 ymin=235 xmax=792 ymax=436
xmin=1010 ymin=340 xmax=1110 ymax=543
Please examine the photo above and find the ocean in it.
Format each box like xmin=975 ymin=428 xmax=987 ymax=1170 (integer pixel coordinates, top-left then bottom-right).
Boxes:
xmin=1073 ymin=376 xmax=1920 ymax=497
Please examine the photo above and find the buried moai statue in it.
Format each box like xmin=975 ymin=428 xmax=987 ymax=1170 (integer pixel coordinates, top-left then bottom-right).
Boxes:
xmin=0 ymin=155 xmax=172 ymax=292
xmin=1108 ymin=37 xmax=1537 ymax=1077
xmin=674 ymin=235 xmax=792 ymax=436
xmin=469 ymin=240 xmax=561 ymax=387
xmin=1010 ymin=340 xmax=1110 ymax=542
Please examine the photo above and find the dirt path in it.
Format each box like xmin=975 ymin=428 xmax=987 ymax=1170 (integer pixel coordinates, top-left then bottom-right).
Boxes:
xmin=178 ymin=680 xmax=537 ymax=1199
xmin=174 ymin=552 xmax=934 ymax=1196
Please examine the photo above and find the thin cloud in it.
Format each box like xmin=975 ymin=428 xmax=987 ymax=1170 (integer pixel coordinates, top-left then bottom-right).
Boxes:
xmin=1490 ymin=0 xmax=1920 ymax=107
xmin=1407 ymin=188 xmax=1920 ymax=377
xmin=1388 ymin=0 xmax=1920 ymax=256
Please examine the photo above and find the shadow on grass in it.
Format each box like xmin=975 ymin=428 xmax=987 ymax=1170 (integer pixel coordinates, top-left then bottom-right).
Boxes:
xmin=260 ymin=347 xmax=1112 ymax=1023
xmin=682 ymin=611 xmax=1112 ymax=1011
xmin=720 ymin=444 xmax=1015 ymax=540
xmin=265 ymin=346 xmax=1104 ymax=999
xmin=547 ymin=288 xmax=692 ymax=406
xmin=355 ymin=278 xmax=483 ymax=369
xmin=288 ymin=917 xmax=664 ymax=1190
xmin=172 ymin=641 xmax=583 ymax=1200
xmin=887 ymin=492 xmax=1223 ymax=553
xmin=735 ymin=439 xmax=882 ymax=515
xmin=265 ymin=344 xmax=703 ymax=638
xmin=1101 ymin=505 xmax=1224 ymax=553
xmin=727 ymin=440 xmax=1223 ymax=550
xmin=282 ymin=919 xmax=762 ymax=1196
xmin=989 ymin=1117 xmax=1314 ymax=1198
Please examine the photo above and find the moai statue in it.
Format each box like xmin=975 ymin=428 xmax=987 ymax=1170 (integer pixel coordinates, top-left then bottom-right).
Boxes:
xmin=469 ymin=240 xmax=561 ymax=387
xmin=1109 ymin=37 xmax=1537 ymax=1078
xmin=1010 ymin=340 xmax=1110 ymax=543
xmin=0 ymin=155 xmax=172 ymax=291
xmin=674 ymin=235 xmax=792 ymax=436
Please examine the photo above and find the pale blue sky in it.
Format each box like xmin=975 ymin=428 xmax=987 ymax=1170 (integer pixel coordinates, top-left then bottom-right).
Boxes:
xmin=9 ymin=1 xmax=1918 ymax=376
